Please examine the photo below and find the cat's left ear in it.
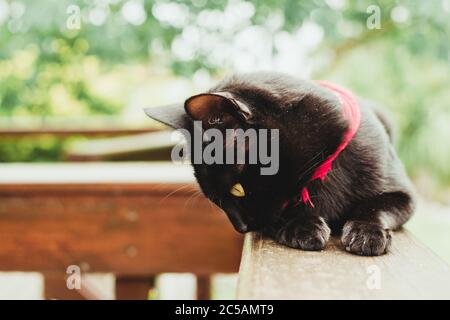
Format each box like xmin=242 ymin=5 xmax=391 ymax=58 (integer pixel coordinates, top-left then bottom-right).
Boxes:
xmin=185 ymin=92 xmax=253 ymax=128
xmin=144 ymin=103 xmax=190 ymax=129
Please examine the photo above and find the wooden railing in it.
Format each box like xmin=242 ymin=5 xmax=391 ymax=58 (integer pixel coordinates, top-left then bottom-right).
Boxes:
xmin=237 ymin=231 xmax=450 ymax=299
xmin=0 ymin=116 xmax=158 ymax=137
xmin=2 ymin=161 xmax=450 ymax=299
xmin=0 ymin=120 xmax=173 ymax=161
xmin=0 ymin=162 xmax=243 ymax=299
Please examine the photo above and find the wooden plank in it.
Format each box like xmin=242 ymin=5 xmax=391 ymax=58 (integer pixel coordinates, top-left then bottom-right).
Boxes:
xmin=0 ymin=116 xmax=158 ymax=137
xmin=196 ymin=275 xmax=211 ymax=300
xmin=65 ymin=131 xmax=174 ymax=161
xmin=44 ymin=273 xmax=87 ymax=300
xmin=115 ymin=276 xmax=156 ymax=300
xmin=0 ymin=128 xmax=155 ymax=137
xmin=237 ymin=231 xmax=450 ymax=299
xmin=44 ymin=272 xmax=106 ymax=300
xmin=0 ymin=163 xmax=243 ymax=275
xmin=0 ymin=162 xmax=194 ymax=184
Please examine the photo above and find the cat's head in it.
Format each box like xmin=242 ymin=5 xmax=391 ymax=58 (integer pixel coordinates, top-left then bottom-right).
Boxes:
xmin=145 ymin=72 xmax=348 ymax=233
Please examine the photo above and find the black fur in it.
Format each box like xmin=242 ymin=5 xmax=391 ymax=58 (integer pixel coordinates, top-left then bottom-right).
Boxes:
xmin=152 ymin=72 xmax=416 ymax=256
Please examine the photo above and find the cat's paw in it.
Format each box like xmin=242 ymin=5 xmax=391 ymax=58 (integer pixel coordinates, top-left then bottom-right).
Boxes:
xmin=341 ymin=221 xmax=392 ymax=256
xmin=275 ymin=217 xmax=331 ymax=251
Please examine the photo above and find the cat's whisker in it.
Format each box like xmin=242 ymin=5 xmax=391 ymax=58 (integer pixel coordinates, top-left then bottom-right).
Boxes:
xmin=190 ymin=192 xmax=203 ymax=206
xmin=181 ymin=192 xmax=197 ymax=213
xmin=207 ymin=196 xmax=219 ymax=213
xmin=182 ymin=190 xmax=202 ymax=212
xmin=158 ymin=184 xmax=192 ymax=204
xmin=299 ymin=147 xmax=326 ymax=170
xmin=295 ymin=147 xmax=327 ymax=180
xmin=297 ymin=157 xmax=324 ymax=182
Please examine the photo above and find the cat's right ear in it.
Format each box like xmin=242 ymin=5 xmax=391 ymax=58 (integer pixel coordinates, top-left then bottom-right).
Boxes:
xmin=185 ymin=92 xmax=252 ymax=128
xmin=144 ymin=103 xmax=190 ymax=129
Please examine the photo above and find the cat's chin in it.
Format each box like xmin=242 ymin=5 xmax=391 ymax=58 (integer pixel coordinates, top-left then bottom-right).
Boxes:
xmin=231 ymin=223 xmax=261 ymax=234
xmin=228 ymin=219 xmax=266 ymax=233
xmin=233 ymin=224 xmax=250 ymax=233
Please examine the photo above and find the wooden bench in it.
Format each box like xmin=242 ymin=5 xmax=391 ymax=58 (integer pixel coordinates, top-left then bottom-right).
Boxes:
xmin=0 ymin=162 xmax=243 ymax=299
xmin=237 ymin=231 xmax=450 ymax=299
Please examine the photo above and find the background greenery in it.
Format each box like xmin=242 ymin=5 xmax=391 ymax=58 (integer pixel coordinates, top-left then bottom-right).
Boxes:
xmin=0 ymin=0 xmax=449 ymax=195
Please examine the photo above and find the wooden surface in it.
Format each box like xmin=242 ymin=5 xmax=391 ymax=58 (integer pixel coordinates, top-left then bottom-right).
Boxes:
xmin=196 ymin=275 xmax=212 ymax=300
xmin=0 ymin=162 xmax=193 ymax=184
xmin=0 ymin=128 xmax=155 ymax=137
xmin=115 ymin=276 xmax=156 ymax=300
xmin=44 ymin=272 xmax=110 ymax=300
xmin=237 ymin=231 xmax=450 ymax=299
xmin=0 ymin=163 xmax=242 ymax=276
xmin=0 ymin=116 xmax=157 ymax=137
xmin=65 ymin=131 xmax=174 ymax=161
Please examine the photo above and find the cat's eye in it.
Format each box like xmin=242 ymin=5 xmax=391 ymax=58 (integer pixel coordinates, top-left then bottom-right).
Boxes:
xmin=230 ymin=183 xmax=245 ymax=197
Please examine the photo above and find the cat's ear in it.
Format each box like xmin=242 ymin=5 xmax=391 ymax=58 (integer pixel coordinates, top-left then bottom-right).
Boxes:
xmin=185 ymin=92 xmax=252 ymax=128
xmin=144 ymin=103 xmax=190 ymax=129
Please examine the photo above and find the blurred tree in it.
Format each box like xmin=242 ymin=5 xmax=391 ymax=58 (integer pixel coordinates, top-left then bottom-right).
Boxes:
xmin=0 ymin=0 xmax=449 ymax=187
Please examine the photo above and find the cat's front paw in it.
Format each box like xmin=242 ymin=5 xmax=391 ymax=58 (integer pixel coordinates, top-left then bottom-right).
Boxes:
xmin=275 ymin=217 xmax=331 ymax=251
xmin=341 ymin=221 xmax=392 ymax=256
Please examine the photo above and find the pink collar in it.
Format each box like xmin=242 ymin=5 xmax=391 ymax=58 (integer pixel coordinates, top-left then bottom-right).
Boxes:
xmin=300 ymin=81 xmax=361 ymax=208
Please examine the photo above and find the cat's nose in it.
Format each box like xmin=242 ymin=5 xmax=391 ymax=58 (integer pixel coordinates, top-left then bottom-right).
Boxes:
xmin=222 ymin=203 xmax=250 ymax=233
xmin=231 ymin=216 xmax=261 ymax=233
xmin=234 ymin=223 xmax=249 ymax=233
xmin=228 ymin=213 xmax=249 ymax=233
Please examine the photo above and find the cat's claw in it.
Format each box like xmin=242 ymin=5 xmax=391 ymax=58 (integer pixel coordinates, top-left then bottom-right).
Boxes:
xmin=341 ymin=221 xmax=392 ymax=256
xmin=275 ymin=217 xmax=331 ymax=251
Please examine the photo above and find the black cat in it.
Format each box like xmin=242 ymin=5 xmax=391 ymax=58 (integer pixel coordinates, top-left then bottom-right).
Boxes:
xmin=145 ymin=72 xmax=416 ymax=256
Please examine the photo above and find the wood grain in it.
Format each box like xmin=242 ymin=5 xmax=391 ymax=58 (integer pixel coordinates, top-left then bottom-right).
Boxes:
xmin=0 ymin=163 xmax=243 ymax=276
xmin=237 ymin=231 xmax=450 ymax=299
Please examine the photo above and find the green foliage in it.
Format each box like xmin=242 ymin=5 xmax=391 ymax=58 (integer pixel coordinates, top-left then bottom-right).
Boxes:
xmin=328 ymin=40 xmax=450 ymax=185
xmin=0 ymin=136 xmax=66 ymax=162
xmin=0 ymin=0 xmax=449 ymax=187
